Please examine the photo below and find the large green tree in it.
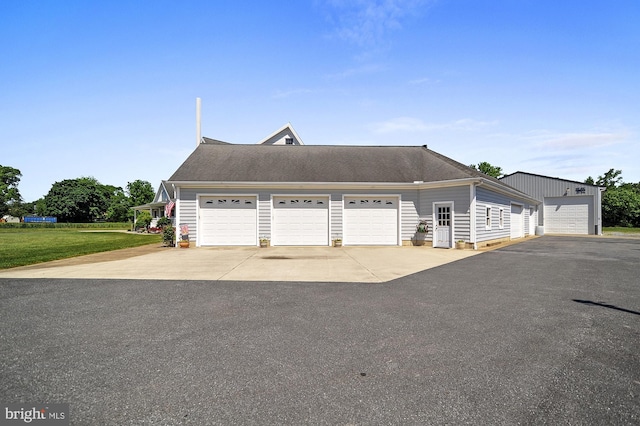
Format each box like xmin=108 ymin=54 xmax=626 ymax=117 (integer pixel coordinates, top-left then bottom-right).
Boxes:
xmin=105 ymin=188 xmax=132 ymax=222
xmin=602 ymin=188 xmax=640 ymax=227
xmin=41 ymin=177 xmax=110 ymax=222
xmin=470 ymin=162 xmax=504 ymax=178
xmin=586 ymin=168 xmax=623 ymax=189
xmin=39 ymin=177 xmax=156 ymax=222
xmin=0 ymin=165 xmax=23 ymax=217
xmin=586 ymin=169 xmax=640 ymax=227
xmin=126 ymin=180 xmax=154 ymax=206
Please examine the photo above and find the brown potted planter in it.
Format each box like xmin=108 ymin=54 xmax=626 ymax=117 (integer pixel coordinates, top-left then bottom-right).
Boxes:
xmin=456 ymin=240 xmax=465 ymax=250
xmin=179 ymin=240 xmax=190 ymax=248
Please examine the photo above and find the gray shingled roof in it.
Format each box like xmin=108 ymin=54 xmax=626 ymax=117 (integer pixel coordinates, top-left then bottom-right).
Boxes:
xmin=168 ymin=144 xmax=500 ymax=183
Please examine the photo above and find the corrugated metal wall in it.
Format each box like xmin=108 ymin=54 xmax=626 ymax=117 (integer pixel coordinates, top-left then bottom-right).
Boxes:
xmin=501 ymin=172 xmax=600 ymax=231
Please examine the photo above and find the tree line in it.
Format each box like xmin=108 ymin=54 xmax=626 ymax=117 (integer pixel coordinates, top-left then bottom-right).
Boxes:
xmin=1 ymin=165 xmax=154 ymax=223
xmin=585 ymin=169 xmax=640 ymax=228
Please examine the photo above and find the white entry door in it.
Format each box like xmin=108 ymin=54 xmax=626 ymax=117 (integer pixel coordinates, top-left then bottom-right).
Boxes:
xmin=272 ymin=196 xmax=329 ymax=245
xmin=343 ymin=196 xmax=399 ymax=245
xmin=199 ymin=196 xmax=257 ymax=246
xmin=433 ymin=203 xmax=452 ymax=248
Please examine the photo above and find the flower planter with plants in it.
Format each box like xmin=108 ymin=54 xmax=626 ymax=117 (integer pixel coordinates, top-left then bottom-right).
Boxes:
xmin=414 ymin=220 xmax=429 ymax=246
xmin=179 ymin=223 xmax=190 ymax=248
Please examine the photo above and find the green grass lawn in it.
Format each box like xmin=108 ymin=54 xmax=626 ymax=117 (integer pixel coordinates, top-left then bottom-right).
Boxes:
xmin=603 ymin=227 xmax=640 ymax=234
xmin=0 ymin=227 xmax=162 ymax=269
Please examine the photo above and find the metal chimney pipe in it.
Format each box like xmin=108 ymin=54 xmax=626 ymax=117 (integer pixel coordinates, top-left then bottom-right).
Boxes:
xmin=196 ymin=97 xmax=202 ymax=147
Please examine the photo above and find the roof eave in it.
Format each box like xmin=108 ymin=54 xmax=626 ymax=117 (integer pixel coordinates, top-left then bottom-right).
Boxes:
xmin=479 ymin=178 xmax=542 ymax=205
xmin=166 ymin=178 xmax=482 ymax=190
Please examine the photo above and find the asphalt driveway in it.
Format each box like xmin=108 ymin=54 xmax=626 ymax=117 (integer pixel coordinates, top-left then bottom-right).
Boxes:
xmin=1 ymin=236 xmax=638 ymax=425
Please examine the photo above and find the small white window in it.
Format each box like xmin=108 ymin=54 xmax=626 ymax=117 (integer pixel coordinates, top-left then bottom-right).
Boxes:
xmin=285 ymin=137 xmax=294 ymax=145
xmin=485 ymin=206 xmax=491 ymax=230
xmin=499 ymin=208 xmax=504 ymax=229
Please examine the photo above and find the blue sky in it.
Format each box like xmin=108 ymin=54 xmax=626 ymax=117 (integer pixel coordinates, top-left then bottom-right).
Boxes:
xmin=2 ymin=0 xmax=638 ymax=202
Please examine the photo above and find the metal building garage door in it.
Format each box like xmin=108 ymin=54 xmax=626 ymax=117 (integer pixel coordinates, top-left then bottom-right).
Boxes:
xmin=272 ymin=196 xmax=329 ymax=246
xmin=344 ymin=196 xmax=398 ymax=245
xmin=544 ymin=196 xmax=592 ymax=235
xmin=510 ymin=204 xmax=524 ymax=240
xmin=199 ymin=196 xmax=257 ymax=245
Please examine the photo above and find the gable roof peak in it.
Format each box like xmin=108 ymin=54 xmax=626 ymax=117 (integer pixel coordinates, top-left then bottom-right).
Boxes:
xmin=257 ymin=123 xmax=305 ymax=145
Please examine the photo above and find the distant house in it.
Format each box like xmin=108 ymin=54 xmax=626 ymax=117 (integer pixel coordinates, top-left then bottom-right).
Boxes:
xmin=162 ymin=124 xmax=539 ymax=248
xmin=131 ymin=181 xmax=175 ymax=227
xmin=500 ymin=172 xmax=605 ymax=235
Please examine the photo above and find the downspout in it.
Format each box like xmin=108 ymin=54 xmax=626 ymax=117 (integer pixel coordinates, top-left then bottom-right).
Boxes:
xmin=175 ymin=185 xmax=181 ymax=248
xmin=597 ymin=187 xmax=606 ymax=235
xmin=470 ymin=182 xmax=477 ymax=250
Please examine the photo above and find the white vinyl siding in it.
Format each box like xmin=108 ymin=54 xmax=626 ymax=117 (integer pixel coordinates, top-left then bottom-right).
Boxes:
xmin=178 ymin=187 xmax=420 ymax=246
xmin=418 ymin=186 xmax=471 ymax=243
xmin=475 ymin=187 xmax=511 ymax=243
xmin=179 ymin=185 xmax=535 ymax=246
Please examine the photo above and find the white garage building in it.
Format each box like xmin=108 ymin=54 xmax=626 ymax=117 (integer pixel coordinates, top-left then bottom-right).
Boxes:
xmin=500 ymin=172 xmax=605 ymax=235
xmin=164 ymin=125 xmax=539 ymax=248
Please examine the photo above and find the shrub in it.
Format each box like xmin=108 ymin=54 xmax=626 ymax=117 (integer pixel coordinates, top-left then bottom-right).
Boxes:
xmin=135 ymin=211 xmax=152 ymax=230
xmin=162 ymin=226 xmax=175 ymax=247
xmin=156 ymin=216 xmax=172 ymax=228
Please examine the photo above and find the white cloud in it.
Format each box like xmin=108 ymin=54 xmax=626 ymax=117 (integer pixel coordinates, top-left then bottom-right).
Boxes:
xmin=325 ymin=63 xmax=386 ymax=79
xmin=408 ymin=76 xmax=440 ymax=85
xmin=322 ymin=0 xmax=434 ymax=46
xmin=493 ymin=126 xmax=631 ymax=150
xmin=371 ymin=117 xmax=430 ymax=133
xmin=537 ymin=131 xmax=628 ymax=149
xmin=370 ymin=117 xmax=498 ymax=134
xmin=272 ymin=88 xmax=314 ymax=99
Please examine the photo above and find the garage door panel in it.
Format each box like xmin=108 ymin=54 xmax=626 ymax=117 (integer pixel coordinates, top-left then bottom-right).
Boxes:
xmin=272 ymin=197 xmax=329 ymax=246
xmin=510 ymin=204 xmax=524 ymax=240
xmin=344 ymin=197 xmax=398 ymax=245
xmin=544 ymin=196 xmax=592 ymax=235
xmin=199 ymin=196 xmax=257 ymax=246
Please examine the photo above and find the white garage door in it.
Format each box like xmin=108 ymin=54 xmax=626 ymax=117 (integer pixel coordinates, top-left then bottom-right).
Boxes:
xmin=272 ymin=196 xmax=329 ymax=246
xmin=344 ymin=196 xmax=398 ymax=245
xmin=510 ymin=204 xmax=524 ymax=240
xmin=199 ymin=196 xmax=257 ymax=246
xmin=544 ymin=196 xmax=592 ymax=235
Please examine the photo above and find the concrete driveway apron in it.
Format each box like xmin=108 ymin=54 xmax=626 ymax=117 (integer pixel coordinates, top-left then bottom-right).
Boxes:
xmin=0 ymin=245 xmax=479 ymax=282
